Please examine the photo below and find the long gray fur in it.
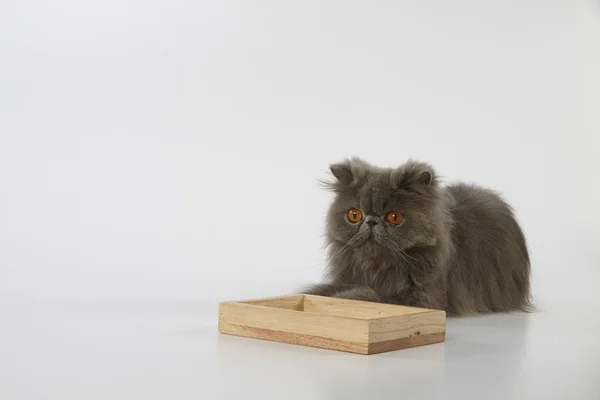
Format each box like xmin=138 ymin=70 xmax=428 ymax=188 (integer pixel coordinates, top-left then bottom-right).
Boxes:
xmin=303 ymin=157 xmax=531 ymax=315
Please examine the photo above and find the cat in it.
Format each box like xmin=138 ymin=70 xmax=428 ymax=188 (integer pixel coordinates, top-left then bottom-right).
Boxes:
xmin=303 ymin=157 xmax=531 ymax=315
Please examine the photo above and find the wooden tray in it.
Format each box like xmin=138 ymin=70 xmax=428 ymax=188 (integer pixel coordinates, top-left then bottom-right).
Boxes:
xmin=218 ymin=294 xmax=446 ymax=355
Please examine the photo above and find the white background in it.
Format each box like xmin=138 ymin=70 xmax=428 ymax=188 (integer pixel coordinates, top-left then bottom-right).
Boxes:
xmin=1 ymin=1 xmax=599 ymax=399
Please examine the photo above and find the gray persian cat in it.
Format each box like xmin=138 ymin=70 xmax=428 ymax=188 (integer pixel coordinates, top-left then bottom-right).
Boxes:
xmin=304 ymin=158 xmax=531 ymax=315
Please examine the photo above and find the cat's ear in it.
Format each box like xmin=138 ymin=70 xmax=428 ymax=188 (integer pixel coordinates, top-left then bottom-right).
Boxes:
xmin=393 ymin=161 xmax=437 ymax=194
xmin=322 ymin=157 xmax=369 ymax=190
xmin=329 ymin=162 xmax=354 ymax=185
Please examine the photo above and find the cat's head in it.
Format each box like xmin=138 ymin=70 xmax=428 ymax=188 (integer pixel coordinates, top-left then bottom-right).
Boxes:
xmin=324 ymin=157 xmax=443 ymax=256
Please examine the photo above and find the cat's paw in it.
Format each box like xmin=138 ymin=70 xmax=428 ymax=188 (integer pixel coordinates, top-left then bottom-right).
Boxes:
xmin=300 ymin=283 xmax=363 ymax=297
xmin=331 ymin=287 xmax=382 ymax=303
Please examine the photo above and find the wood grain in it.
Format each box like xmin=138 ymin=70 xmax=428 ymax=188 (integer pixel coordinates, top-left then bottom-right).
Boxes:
xmin=368 ymin=332 xmax=445 ymax=354
xmin=218 ymin=294 xmax=446 ymax=355
xmin=368 ymin=310 xmax=446 ymax=343
xmin=303 ymin=295 xmax=431 ymax=318
xmin=243 ymin=295 xmax=305 ymax=311
xmin=219 ymin=321 xmax=369 ymax=354
xmin=219 ymin=301 xmax=369 ymax=342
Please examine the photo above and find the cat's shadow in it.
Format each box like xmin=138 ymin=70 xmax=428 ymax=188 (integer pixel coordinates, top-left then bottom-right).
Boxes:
xmin=443 ymin=311 xmax=530 ymax=356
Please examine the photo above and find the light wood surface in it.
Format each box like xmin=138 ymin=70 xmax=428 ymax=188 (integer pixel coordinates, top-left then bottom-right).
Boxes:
xmin=218 ymin=294 xmax=446 ymax=355
xmin=244 ymin=295 xmax=305 ymax=311
xmin=303 ymin=295 xmax=427 ymax=318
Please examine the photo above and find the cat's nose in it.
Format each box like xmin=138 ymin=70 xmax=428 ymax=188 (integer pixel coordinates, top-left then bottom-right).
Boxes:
xmin=365 ymin=216 xmax=379 ymax=226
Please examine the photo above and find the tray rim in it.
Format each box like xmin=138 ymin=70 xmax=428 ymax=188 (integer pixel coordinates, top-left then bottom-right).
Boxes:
xmin=220 ymin=294 xmax=446 ymax=322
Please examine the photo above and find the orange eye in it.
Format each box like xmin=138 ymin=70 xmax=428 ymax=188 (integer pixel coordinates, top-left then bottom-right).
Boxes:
xmin=347 ymin=208 xmax=363 ymax=223
xmin=386 ymin=211 xmax=404 ymax=225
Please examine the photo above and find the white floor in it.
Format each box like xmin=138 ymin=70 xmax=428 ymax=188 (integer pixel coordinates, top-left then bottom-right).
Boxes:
xmin=2 ymin=298 xmax=598 ymax=400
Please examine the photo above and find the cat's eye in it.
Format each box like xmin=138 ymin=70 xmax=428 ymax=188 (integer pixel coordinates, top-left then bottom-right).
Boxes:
xmin=347 ymin=208 xmax=363 ymax=223
xmin=386 ymin=211 xmax=404 ymax=225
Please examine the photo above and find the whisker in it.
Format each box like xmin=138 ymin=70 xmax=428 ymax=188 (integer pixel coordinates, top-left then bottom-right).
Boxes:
xmin=327 ymin=241 xmax=352 ymax=263
xmin=400 ymin=250 xmax=440 ymax=267
xmin=383 ymin=238 xmax=436 ymax=278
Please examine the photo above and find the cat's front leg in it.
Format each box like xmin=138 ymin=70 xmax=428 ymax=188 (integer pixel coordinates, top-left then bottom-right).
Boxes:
xmin=300 ymin=282 xmax=363 ymax=297
xmin=407 ymin=288 xmax=447 ymax=311
xmin=331 ymin=286 xmax=383 ymax=303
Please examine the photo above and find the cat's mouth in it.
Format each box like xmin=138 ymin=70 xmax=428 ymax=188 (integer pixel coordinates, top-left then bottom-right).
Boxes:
xmin=369 ymin=227 xmax=387 ymax=244
xmin=363 ymin=231 xmax=388 ymax=248
xmin=351 ymin=225 xmax=389 ymax=250
xmin=357 ymin=236 xmax=396 ymax=262
xmin=366 ymin=235 xmax=381 ymax=244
